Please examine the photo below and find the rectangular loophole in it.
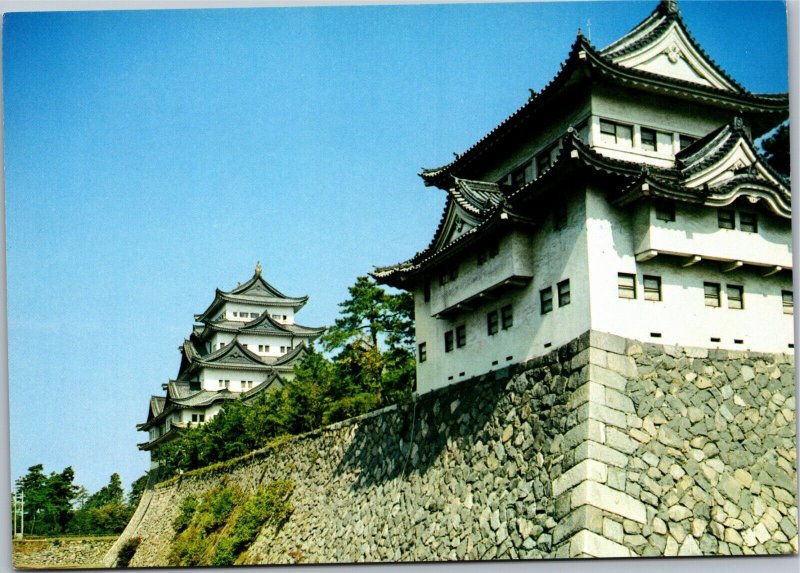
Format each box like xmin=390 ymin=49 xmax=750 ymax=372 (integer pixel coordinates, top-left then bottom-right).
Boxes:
xmin=710 ymin=337 xmax=721 ymax=343
xmin=447 ymin=376 xmax=454 ymax=380
xmin=506 ymin=356 xmax=513 ymax=361
xmin=789 ymin=343 xmax=794 ymax=349
xmin=734 ymin=339 xmax=744 ymax=345
xmin=491 ymin=360 xmax=499 ymax=366
xmin=650 ymin=332 xmax=662 ymax=338
xmin=459 ymin=371 xmax=466 ymax=377
xmin=544 ymin=342 xmax=552 ymax=348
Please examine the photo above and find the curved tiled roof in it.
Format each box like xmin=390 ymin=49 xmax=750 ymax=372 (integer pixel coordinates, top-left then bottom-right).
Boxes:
xmin=195 ymin=269 xmax=309 ymax=322
xmin=599 ymin=0 xmax=746 ymax=93
xmin=419 ymin=3 xmax=786 ymax=190
xmin=377 ymin=119 xmax=791 ymax=285
xmin=200 ymin=311 xmax=324 ymax=339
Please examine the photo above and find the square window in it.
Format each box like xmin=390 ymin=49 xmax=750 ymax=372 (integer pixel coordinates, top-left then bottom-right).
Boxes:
xmin=655 ymin=201 xmax=675 ymax=222
xmin=640 ymin=127 xmax=656 ymax=151
xmin=540 ymin=287 xmax=553 ymax=314
xmin=643 ymin=275 xmax=662 ymax=301
xmin=727 ymin=285 xmax=744 ymax=310
xmin=704 ymin=282 xmax=721 ymax=307
xmin=444 ymin=331 xmax=454 ymax=353
xmin=487 ymin=310 xmax=499 ymax=335
xmin=557 ymin=279 xmax=571 ymax=307
xmin=192 ymin=414 xmax=198 ymax=422
xmin=718 ymin=210 xmax=735 ymax=229
xmin=418 ymin=342 xmax=427 ymax=363
xmin=199 ymin=414 xmax=205 ymax=422
xmin=740 ymin=212 xmax=758 ymax=233
xmin=618 ymin=273 xmax=637 ymax=299
xmin=501 ymin=305 xmax=513 ymax=329
xmin=456 ymin=325 xmax=467 ymax=348
xmin=782 ymin=290 xmax=793 ymax=314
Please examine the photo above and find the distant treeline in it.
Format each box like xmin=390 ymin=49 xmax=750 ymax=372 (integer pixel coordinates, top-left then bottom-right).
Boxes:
xmin=14 ymin=466 xmax=147 ymax=537
xmin=154 ymin=276 xmax=416 ymax=476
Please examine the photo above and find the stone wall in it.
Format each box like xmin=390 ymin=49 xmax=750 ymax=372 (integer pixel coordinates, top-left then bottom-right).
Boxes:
xmin=13 ymin=536 xmax=117 ymax=569
xmin=105 ymin=331 xmax=797 ymax=566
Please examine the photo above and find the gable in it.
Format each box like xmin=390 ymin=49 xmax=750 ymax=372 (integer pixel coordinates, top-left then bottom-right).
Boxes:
xmin=610 ymin=23 xmax=737 ymax=91
xmin=684 ymin=138 xmax=786 ymax=191
xmin=432 ymin=201 xmax=478 ymax=252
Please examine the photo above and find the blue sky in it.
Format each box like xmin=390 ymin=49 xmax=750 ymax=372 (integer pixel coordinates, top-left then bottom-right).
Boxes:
xmin=4 ymin=1 xmax=789 ymax=494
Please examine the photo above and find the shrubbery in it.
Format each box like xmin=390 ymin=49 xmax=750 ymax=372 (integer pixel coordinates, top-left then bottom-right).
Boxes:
xmin=168 ymin=481 xmax=294 ymax=567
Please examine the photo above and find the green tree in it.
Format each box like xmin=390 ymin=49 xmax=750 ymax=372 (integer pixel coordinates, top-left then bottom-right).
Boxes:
xmin=321 ymin=276 xmax=414 ymax=351
xmin=127 ymin=474 xmax=149 ymax=509
xmin=761 ymin=122 xmax=790 ymax=178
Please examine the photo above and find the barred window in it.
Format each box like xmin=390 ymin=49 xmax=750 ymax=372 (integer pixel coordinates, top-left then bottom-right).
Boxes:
xmin=640 ymin=127 xmax=657 ymax=151
xmin=643 ymin=275 xmax=662 ymax=301
xmin=782 ymin=290 xmax=793 ymax=314
xmin=418 ymin=342 xmax=427 ymax=362
xmin=444 ymin=331 xmax=454 ymax=353
xmin=740 ymin=212 xmax=758 ymax=233
xmin=501 ymin=305 xmax=513 ymax=329
xmin=456 ymin=325 xmax=467 ymax=348
xmin=618 ymin=273 xmax=636 ymax=299
xmin=540 ymin=287 xmax=553 ymax=314
xmin=718 ymin=210 xmax=735 ymax=229
xmin=727 ymin=285 xmax=744 ymax=310
xmin=558 ymin=279 xmax=571 ymax=307
xmin=704 ymin=282 xmax=721 ymax=307
xmin=599 ymin=119 xmax=632 ymax=146
xmin=487 ymin=310 xmax=499 ymax=336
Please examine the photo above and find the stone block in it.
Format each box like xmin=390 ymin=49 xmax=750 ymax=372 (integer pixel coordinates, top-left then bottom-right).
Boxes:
xmin=569 ymin=530 xmax=631 ymax=558
xmin=605 ymin=427 xmax=639 ymax=455
xmin=553 ymin=505 xmax=604 ymax=544
xmin=589 ymin=331 xmax=629 ymax=355
xmin=603 ymin=517 xmax=624 ymax=543
xmin=604 ymin=387 xmax=636 ymax=414
xmin=573 ymin=440 xmax=628 ymax=468
xmin=607 ymin=353 xmax=637 ymax=378
xmin=566 ymin=382 xmax=606 ymax=411
xmin=552 ymin=459 xmax=608 ymax=497
xmin=563 ymin=419 xmax=606 ymax=450
xmin=678 ymin=535 xmax=702 ymax=556
xmin=586 ymin=365 xmax=627 ymax=391
xmin=575 ymin=402 xmax=627 ymax=429
xmin=571 ymin=481 xmax=647 ymax=524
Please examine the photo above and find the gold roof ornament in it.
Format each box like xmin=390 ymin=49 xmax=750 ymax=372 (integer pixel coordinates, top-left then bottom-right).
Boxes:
xmin=255 ymin=261 xmax=262 ymax=276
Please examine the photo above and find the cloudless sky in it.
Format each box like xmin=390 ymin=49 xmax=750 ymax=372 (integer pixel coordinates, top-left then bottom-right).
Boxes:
xmin=3 ymin=1 xmax=789 ymax=494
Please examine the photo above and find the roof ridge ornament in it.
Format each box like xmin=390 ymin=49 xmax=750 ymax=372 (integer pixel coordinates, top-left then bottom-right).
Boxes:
xmin=255 ymin=261 xmax=262 ymax=276
xmin=662 ymin=0 xmax=680 ymax=16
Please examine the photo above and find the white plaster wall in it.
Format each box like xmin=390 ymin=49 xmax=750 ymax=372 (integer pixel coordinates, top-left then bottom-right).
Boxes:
xmin=635 ymin=202 xmax=792 ymax=268
xmin=208 ymin=332 xmax=296 ymax=357
xmin=199 ymin=368 xmax=272 ymax=392
xmin=589 ymin=88 xmax=733 ymax=166
xmin=218 ymin=303 xmax=295 ymax=324
xmin=585 ymin=187 xmax=794 ymax=352
xmin=415 ymin=190 xmax=591 ymax=393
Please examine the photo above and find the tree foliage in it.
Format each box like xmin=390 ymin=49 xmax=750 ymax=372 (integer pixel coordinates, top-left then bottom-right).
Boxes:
xmin=153 ymin=275 xmax=416 ymax=476
xmin=761 ymin=122 xmax=790 ymax=179
xmin=14 ymin=466 xmax=144 ymax=536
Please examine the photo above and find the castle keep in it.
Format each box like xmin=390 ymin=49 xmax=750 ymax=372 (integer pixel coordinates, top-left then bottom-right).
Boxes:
xmin=374 ymin=0 xmax=792 ymax=395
